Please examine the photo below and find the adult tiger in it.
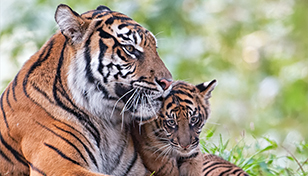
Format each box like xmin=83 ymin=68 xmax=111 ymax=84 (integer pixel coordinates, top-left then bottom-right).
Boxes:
xmin=0 ymin=4 xmax=172 ymax=176
xmin=132 ymin=80 xmax=248 ymax=176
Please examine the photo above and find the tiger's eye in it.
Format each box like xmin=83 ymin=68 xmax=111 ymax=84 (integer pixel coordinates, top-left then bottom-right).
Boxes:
xmin=124 ymin=45 xmax=134 ymax=53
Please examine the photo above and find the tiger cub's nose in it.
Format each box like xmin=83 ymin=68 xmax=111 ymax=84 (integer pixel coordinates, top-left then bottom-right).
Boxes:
xmin=158 ymin=78 xmax=172 ymax=90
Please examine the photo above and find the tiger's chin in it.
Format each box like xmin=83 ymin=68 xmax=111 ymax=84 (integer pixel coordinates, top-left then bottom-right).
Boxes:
xmin=129 ymin=95 xmax=162 ymax=123
xmin=175 ymin=146 xmax=199 ymax=158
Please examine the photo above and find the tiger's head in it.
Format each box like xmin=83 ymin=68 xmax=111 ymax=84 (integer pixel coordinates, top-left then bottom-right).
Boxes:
xmin=54 ymin=5 xmax=172 ymax=120
xmin=157 ymin=80 xmax=216 ymax=157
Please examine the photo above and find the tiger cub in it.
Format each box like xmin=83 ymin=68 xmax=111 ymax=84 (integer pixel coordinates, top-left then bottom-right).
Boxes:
xmin=132 ymin=80 xmax=248 ymax=176
xmin=0 ymin=4 xmax=172 ymax=176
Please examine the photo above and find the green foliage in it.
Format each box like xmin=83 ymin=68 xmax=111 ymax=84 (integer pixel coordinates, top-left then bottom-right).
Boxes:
xmin=200 ymin=131 xmax=308 ymax=176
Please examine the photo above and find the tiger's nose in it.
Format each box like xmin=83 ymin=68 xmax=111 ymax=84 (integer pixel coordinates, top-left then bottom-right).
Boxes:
xmin=158 ymin=78 xmax=172 ymax=90
xmin=180 ymin=144 xmax=190 ymax=149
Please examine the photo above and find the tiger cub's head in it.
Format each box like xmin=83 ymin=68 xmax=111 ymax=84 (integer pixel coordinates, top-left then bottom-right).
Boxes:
xmin=157 ymin=80 xmax=216 ymax=157
xmin=55 ymin=5 xmax=172 ymax=120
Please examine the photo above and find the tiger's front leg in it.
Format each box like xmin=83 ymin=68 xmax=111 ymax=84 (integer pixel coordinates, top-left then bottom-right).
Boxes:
xmin=29 ymin=166 xmax=110 ymax=176
xmin=19 ymin=122 xmax=111 ymax=176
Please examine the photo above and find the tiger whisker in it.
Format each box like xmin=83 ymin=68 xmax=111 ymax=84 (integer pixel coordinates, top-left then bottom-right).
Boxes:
xmin=125 ymin=88 xmax=140 ymax=112
xmin=120 ymin=88 xmax=139 ymax=130
xmin=152 ymin=143 xmax=170 ymax=155
xmin=110 ymin=88 xmax=136 ymax=119
xmin=139 ymin=93 xmax=146 ymax=125
xmin=144 ymin=93 xmax=158 ymax=119
xmin=161 ymin=145 xmax=173 ymax=161
xmin=156 ymin=144 xmax=172 ymax=160
xmin=121 ymin=88 xmax=138 ymax=115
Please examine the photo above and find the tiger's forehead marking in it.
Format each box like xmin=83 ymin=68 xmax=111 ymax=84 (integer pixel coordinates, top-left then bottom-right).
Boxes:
xmin=82 ymin=9 xmax=157 ymax=51
xmin=110 ymin=24 xmax=144 ymax=52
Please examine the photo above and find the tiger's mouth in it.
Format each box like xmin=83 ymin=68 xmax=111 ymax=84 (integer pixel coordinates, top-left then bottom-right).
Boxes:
xmin=114 ymin=83 xmax=164 ymax=121
xmin=172 ymin=140 xmax=200 ymax=157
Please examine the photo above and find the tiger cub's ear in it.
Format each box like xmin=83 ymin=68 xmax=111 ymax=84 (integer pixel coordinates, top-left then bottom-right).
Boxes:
xmin=55 ymin=4 xmax=87 ymax=44
xmin=196 ymin=79 xmax=217 ymax=100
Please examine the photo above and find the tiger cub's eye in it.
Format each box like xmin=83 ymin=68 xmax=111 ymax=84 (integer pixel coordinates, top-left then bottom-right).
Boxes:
xmin=190 ymin=116 xmax=199 ymax=124
xmin=166 ymin=119 xmax=176 ymax=127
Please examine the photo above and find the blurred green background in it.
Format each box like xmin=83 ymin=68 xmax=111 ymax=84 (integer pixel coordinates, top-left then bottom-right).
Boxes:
xmin=1 ymin=0 xmax=307 ymax=174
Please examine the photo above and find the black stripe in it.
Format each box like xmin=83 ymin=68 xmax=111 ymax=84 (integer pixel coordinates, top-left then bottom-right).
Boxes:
xmin=173 ymin=90 xmax=194 ymax=99
xmin=53 ymin=124 xmax=98 ymax=168
xmin=98 ymin=39 xmax=109 ymax=84
xmin=33 ymin=85 xmax=54 ymax=104
xmin=94 ymin=20 xmax=103 ymax=28
xmin=121 ymin=147 xmax=138 ymax=176
xmin=203 ymin=164 xmax=233 ymax=175
xmin=98 ymin=28 xmax=113 ymax=39
xmin=118 ymin=24 xmax=128 ymax=29
xmin=169 ymin=160 xmax=176 ymax=174
xmin=0 ymin=131 xmax=45 ymax=175
xmin=52 ymin=118 xmax=94 ymax=150
xmin=95 ymin=14 xmax=109 ymax=19
xmin=36 ymin=122 xmax=88 ymax=166
xmin=178 ymin=152 xmax=199 ymax=168
xmin=0 ymin=93 xmax=9 ymax=130
xmin=183 ymin=99 xmax=193 ymax=105
xmin=105 ymin=16 xmax=115 ymax=25
xmin=117 ymin=33 xmax=130 ymax=41
xmin=0 ymin=132 xmax=27 ymax=167
xmin=132 ymin=77 xmax=156 ymax=86
xmin=121 ymin=65 xmax=136 ymax=79
xmin=116 ymin=16 xmax=132 ymax=22
xmin=0 ymin=148 xmax=13 ymax=164
xmin=108 ymin=129 xmax=129 ymax=173
xmin=156 ymin=159 xmax=170 ymax=175
xmin=133 ymin=33 xmax=137 ymax=45
xmin=44 ymin=143 xmax=80 ymax=166
xmin=6 ymin=88 xmax=12 ymax=109
xmin=52 ymin=91 xmax=101 ymax=150
xmin=97 ymin=28 xmax=120 ymax=50
xmin=113 ymin=64 xmax=136 ymax=80
xmin=116 ymin=49 xmax=128 ymax=62
xmin=231 ymin=168 xmax=246 ymax=175
xmin=23 ymin=40 xmax=54 ymax=98
xmin=98 ymin=39 xmax=108 ymax=82
xmin=166 ymin=102 xmax=173 ymax=110
xmin=84 ymin=35 xmax=95 ymax=84
xmin=12 ymin=72 xmax=19 ymax=101
xmin=219 ymin=168 xmax=232 ymax=176
xmin=52 ymin=41 xmax=101 ymax=148
xmin=105 ymin=15 xmax=132 ymax=25
xmin=203 ymin=160 xmax=211 ymax=166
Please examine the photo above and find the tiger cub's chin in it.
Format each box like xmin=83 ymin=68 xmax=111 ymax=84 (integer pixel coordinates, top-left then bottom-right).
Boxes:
xmin=174 ymin=145 xmax=200 ymax=157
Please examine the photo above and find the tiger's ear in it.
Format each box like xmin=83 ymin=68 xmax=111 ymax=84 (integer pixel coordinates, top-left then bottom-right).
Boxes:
xmin=196 ymin=79 xmax=217 ymax=100
xmin=55 ymin=4 xmax=86 ymax=44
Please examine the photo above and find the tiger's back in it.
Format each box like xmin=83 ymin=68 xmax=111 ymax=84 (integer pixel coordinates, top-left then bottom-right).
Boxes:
xmin=1 ymin=4 xmax=172 ymax=176
xmin=202 ymin=154 xmax=248 ymax=176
